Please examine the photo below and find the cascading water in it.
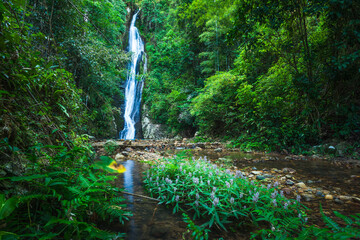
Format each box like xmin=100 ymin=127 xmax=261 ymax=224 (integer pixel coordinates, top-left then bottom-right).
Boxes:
xmin=120 ymin=11 xmax=146 ymax=140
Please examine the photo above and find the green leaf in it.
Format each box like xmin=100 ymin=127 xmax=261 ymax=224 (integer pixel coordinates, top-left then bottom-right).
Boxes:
xmin=0 ymin=195 xmax=19 ymax=220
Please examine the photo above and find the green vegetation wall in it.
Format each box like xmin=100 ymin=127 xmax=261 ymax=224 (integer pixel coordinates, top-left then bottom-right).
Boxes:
xmin=140 ymin=0 xmax=359 ymax=151
xmin=1 ymin=0 xmax=130 ymax=155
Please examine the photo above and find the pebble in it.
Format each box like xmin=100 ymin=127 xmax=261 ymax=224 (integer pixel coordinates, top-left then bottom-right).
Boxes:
xmin=316 ymin=191 xmax=324 ymax=197
xmin=307 ymin=180 xmax=314 ymax=184
xmin=325 ymin=195 xmax=333 ymax=200
xmin=256 ymin=175 xmax=266 ymax=180
xmin=301 ymin=193 xmax=315 ymax=201
xmin=285 ymin=180 xmax=295 ymax=186
xmin=251 ymin=171 xmax=262 ymax=175
xmin=352 ymin=197 xmax=360 ymax=203
xmin=214 ymin=148 xmax=222 ymax=152
xmin=285 ymin=175 xmax=293 ymax=179
xmin=295 ymin=182 xmax=307 ymax=188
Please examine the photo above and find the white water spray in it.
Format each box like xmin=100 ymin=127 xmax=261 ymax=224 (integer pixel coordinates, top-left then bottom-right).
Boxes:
xmin=120 ymin=11 xmax=146 ymax=140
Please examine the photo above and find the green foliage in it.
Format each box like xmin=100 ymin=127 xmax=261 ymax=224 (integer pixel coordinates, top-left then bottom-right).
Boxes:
xmin=182 ymin=213 xmax=210 ymax=240
xmin=0 ymin=144 xmax=131 ymax=239
xmin=0 ymin=194 xmax=19 ymax=220
xmin=104 ymin=140 xmax=118 ymax=155
xmin=140 ymin=0 xmax=359 ymax=150
xmin=0 ymin=0 xmax=129 ymax=149
xmin=143 ymin=153 xmax=306 ymax=236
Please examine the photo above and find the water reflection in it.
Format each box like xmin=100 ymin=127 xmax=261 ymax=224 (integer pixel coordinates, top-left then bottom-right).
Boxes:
xmin=123 ymin=160 xmax=135 ymax=239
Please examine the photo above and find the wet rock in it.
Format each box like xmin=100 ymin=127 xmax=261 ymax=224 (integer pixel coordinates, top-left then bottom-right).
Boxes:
xmin=282 ymin=168 xmax=296 ymax=174
xmin=251 ymin=171 xmax=262 ymax=175
xmin=256 ymin=175 xmax=265 ymax=180
xmin=142 ymin=106 xmax=171 ymax=139
xmin=334 ymin=198 xmax=344 ymax=204
xmin=214 ymin=148 xmax=223 ymax=152
xmin=301 ymin=193 xmax=315 ymax=201
xmin=252 ymin=167 xmax=257 ymax=170
xmin=339 ymin=195 xmax=352 ymax=201
xmin=327 ymin=145 xmax=336 ymax=154
xmin=262 ymin=174 xmax=274 ymax=178
xmin=325 ymin=195 xmax=333 ymax=200
xmin=285 ymin=175 xmax=293 ymax=179
xmin=115 ymin=153 xmax=125 ymax=161
xmin=125 ymin=147 xmax=133 ymax=152
xmin=285 ymin=180 xmax=295 ymax=186
xmin=295 ymin=182 xmax=307 ymax=188
xmin=352 ymin=197 xmax=360 ymax=203
xmin=307 ymin=180 xmax=314 ymax=184
xmin=316 ymin=191 xmax=324 ymax=197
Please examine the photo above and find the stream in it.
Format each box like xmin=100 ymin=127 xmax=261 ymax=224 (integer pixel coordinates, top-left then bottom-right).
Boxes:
xmin=96 ymin=141 xmax=360 ymax=239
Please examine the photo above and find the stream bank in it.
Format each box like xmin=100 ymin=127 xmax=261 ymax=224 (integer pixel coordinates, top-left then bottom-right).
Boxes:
xmin=92 ymin=139 xmax=360 ymax=238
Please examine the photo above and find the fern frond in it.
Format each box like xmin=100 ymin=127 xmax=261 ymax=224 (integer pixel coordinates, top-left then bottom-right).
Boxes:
xmin=320 ymin=204 xmax=340 ymax=232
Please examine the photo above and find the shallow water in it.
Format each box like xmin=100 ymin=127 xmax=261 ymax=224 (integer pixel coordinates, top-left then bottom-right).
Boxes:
xmin=115 ymin=160 xmax=186 ymax=240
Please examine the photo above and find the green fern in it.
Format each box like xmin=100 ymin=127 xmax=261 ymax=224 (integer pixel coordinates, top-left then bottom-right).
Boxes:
xmin=0 ymin=145 xmax=130 ymax=239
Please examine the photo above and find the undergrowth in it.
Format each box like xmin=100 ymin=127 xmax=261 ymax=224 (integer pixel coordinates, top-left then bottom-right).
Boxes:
xmin=0 ymin=141 xmax=131 ymax=239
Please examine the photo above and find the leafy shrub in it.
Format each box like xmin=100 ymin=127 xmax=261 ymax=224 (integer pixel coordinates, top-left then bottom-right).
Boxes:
xmin=104 ymin=140 xmax=118 ymax=155
xmin=0 ymin=144 xmax=131 ymax=239
xmin=143 ymin=152 xmax=306 ymax=236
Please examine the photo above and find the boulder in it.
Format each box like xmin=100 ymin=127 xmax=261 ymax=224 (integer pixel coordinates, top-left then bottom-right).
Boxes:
xmin=115 ymin=153 xmax=125 ymax=161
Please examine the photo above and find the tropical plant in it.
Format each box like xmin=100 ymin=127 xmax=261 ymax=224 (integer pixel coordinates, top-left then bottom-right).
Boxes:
xmin=0 ymin=144 xmax=131 ymax=239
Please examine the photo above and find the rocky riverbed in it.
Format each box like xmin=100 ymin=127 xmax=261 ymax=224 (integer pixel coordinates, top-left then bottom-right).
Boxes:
xmin=92 ymin=139 xmax=360 ymax=238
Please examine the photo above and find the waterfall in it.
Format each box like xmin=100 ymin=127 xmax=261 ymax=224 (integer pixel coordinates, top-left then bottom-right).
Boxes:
xmin=120 ymin=11 xmax=146 ymax=140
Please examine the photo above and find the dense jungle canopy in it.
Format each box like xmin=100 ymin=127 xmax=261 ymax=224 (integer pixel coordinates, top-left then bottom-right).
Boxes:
xmin=1 ymin=0 xmax=359 ymax=153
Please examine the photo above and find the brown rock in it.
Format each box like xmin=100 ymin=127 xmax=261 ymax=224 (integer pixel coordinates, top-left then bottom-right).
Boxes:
xmin=301 ymin=193 xmax=315 ymax=201
xmin=282 ymin=188 xmax=292 ymax=195
xmin=325 ymin=195 xmax=333 ymax=200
